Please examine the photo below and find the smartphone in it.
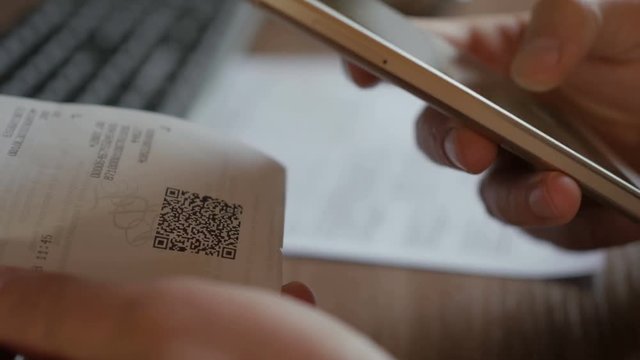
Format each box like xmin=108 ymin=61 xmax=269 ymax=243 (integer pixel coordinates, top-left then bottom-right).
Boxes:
xmin=253 ymin=0 xmax=640 ymax=220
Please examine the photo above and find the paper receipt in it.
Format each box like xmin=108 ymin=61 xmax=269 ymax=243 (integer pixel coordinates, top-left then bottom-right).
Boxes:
xmin=0 ymin=96 xmax=285 ymax=290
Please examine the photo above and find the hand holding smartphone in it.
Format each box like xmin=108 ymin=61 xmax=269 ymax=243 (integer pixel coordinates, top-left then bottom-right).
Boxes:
xmin=254 ymin=0 xmax=640 ymax=248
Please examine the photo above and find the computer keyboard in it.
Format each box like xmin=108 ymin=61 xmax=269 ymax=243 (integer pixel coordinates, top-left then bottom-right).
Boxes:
xmin=0 ymin=0 xmax=236 ymax=116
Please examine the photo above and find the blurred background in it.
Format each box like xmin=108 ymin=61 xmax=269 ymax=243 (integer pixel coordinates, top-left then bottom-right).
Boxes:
xmin=0 ymin=1 xmax=638 ymax=360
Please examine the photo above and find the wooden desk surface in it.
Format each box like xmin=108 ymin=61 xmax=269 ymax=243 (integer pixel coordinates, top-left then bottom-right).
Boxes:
xmin=284 ymin=246 xmax=640 ymax=360
xmin=254 ymin=4 xmax=640 ymax=359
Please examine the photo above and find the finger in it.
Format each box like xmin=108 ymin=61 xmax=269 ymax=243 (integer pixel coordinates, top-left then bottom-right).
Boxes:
xmin=343 ymin=61 xmax=380 ymax=88
xmin=282 ymin=282 xmax=316 ymax=306
xmin=0 ymin=270 xmax=137 ymax=360
xmin=344 ymin=14 xmax=528 ymax=86
xmin=480 ymin=167 xmax=582 ymax=227
xmin=0 ymin=271 xmax=392 ymax=360
xmin=511 ymin=0 xmax=602 ymax=92
xmin=416 ymin=14 xmax=528 ymax=75
xmin=526 ymin=202 xmax=640 ymax=250
xmin=416 ymin=107 xmax=497 ymax=174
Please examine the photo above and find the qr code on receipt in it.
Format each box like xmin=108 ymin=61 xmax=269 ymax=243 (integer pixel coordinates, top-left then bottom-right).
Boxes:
xmin=153 ymin=187 xmax=243 ymax=259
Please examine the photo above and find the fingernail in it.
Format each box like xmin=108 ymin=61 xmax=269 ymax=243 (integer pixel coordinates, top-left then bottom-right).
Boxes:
xmin=282 ymin=281 xmax=316 ymax=306
xmin=529 ymin=184 xmax=559 ymax=219
xmin=512 ymin=38 xmax=561 ymax=91
xmin=444 ymin=128 xmax=466 ymax=171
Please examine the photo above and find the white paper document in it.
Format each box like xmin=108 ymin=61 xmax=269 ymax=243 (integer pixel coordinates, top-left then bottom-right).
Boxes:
xmin=191 ymin=56 xmax=604 ymax=279
xmin=0 ymin=96 xmax=284 ymax=290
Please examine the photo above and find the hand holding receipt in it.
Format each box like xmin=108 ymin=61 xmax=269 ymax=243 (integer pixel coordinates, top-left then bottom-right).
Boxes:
xmin=0 ymin=95 xmax=393 ymax=360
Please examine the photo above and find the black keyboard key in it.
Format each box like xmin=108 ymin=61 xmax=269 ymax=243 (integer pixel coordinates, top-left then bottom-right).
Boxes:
xmin=118 ymin=44 xmax=181 ymax=109
xmin=2 ymin=0 xmax=110 ymax=96
xmin=166 ymin=16 xmax=203 ymax=48
xmin=77 ymin=7 xmax=177 ymax=105
xmin=0 ymin=0 xmax=74 ymax=79
xmin=0 ymin=0 xmax=237 ymax=116
xmin=157 ymin=2 xmax=233 ymax=115
xmin=37 ymin=50 xmax=99 ymax=102
xmin=94 ymin=0 xmax=154 ymax=51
